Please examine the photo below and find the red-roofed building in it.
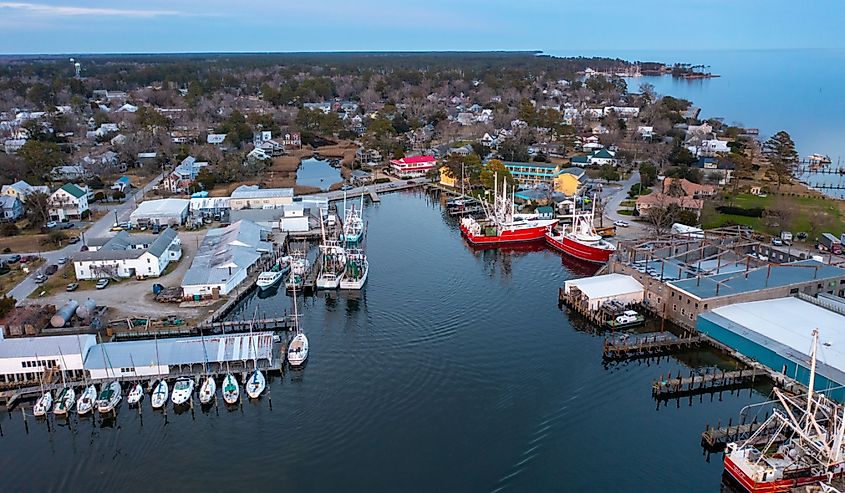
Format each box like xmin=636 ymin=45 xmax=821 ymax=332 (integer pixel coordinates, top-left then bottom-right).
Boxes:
xmin=389 ymin=155 xmax=437 ymax=178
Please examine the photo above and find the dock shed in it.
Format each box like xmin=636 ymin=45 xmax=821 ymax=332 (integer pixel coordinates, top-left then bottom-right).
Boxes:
xmin=0 ymin=334 xmax=96 ymax=383
xmin=563 ymin=274 xmax=644 ymax=311
xmin=698 ymin=296 xmax=845 ymax=401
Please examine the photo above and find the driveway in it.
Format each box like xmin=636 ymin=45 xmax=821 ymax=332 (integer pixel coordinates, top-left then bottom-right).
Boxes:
xmin=23 ymin=230 xmax=209 ymax=321
xmin=7 ymin=173 xmax=165 ymax=304
xmin=601 ymin=171 xmax=647 ymax=240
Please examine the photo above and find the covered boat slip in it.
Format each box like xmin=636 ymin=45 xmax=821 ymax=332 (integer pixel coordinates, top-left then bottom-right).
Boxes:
xmin=698 ymin=297 xmax=845 ymax=401
xmin=84 ymin=332 xmax=279 ymax=380
xmin=562 ymin=274 xmax=644 ymax=311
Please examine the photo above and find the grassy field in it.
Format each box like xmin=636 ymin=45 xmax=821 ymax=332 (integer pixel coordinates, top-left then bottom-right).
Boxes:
xmin=701 ymin=192 xmax=844 ymax=237
xmin=27 ymin=263 xmax=102 ymax=298
xmin=0 ymin=259 xmax=44 ymax=297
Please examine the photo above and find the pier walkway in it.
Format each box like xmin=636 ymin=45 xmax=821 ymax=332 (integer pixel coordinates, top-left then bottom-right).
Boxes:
xmin=603 ymin=332 xmax=705 ymax=360
xmin=652 ymin=368 xmax=767 ymax=400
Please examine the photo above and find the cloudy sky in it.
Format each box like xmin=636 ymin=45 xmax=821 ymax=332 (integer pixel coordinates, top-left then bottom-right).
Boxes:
xmin=2 ymin=0 xmax=843 ymax=54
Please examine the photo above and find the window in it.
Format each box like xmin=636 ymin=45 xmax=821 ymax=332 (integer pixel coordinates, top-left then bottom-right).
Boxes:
xmin=673 ymin=304 xmax=677 ymax=311
xmin=703 ymin=304 xmax=708 ymax=309
xmin=695 ymin=303 xmax=699 ymax=309
xmin=790 ymin=288 xmax=799 ymax=295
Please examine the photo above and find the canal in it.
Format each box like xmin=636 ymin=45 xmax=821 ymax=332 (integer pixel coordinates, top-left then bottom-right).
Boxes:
xmin=0 ymin=191 xmax=767 ymax=491
xmin=296 ymin=156 xmax=342 ymax=191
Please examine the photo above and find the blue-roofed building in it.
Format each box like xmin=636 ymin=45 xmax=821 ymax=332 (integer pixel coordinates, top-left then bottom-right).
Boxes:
xmin=503 ymin=162 xmax=586 ymax=196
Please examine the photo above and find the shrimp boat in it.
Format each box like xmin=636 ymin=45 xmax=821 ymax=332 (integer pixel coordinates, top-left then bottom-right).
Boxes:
xmin=53 ymin=387 xmax=75 ymax=416
xmin=341 ymin=192 xmax=365 ymax=244
xmin=316 ymin=243 xmax=347 ymax=290
xmin=459 ymin=175 xmax=557 ymax=246
xmin=285 ymin=252 xmax=311 ymax=291
xmin=339 ymin=248 xmax=368 ymax=290
xmin=151 ymin=380 xmax=169 ymax=409
xmin=723 ymin=330 xmax=845 ymax=492
xmin=96 ymin=381 xmax=122 ymax=413
xmin=171 ymin=377 xmax=195 ymax=406
xmin=127 ymin=383 xmax=144 ymax=406
xmin=545 ymin=198 xmax=616 ymax=264
xmin=287 ymin=284 xmax=309 ymax=367
xmin=256 ymin=257 xmax=291 ymax=290
xmin=77 ymin=385 xmax=97 ymax=415
xmin=199 ymin=376 xmax=216 ymax=405
xmin=33 ymin=391 xmax=52 ymax=417
xmin=222 ymin=374 xmax=239 ymax=405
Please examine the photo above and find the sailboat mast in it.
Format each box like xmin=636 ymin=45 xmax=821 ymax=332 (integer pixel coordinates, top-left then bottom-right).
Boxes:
xmin=806 ymin=329 xmax=819 ymax=430
xmin=58 ymin=347 xmax=67 ymax=387
xmin=76 ymin=332 xmax=88 ymax=385
xmin=461 ymin=162 xmax=465 ymax=198
xmin=200 ymin=328 xmax=209 ymax=375
xmin=154 ymin=333 xmax=161 ymax=378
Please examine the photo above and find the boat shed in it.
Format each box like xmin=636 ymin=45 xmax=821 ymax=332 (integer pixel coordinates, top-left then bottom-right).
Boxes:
xmin=698 ymin=296 xmax=845 ymax=401
xmin=563 ymin=273 xmax=644 ymax=311
xmin=129 ymin=198 xmax=190 ymax=227
xmin=84 ymin=332 xmax=276 ymax=380
xmin=0 ymin=334 xmax=96 ymax=383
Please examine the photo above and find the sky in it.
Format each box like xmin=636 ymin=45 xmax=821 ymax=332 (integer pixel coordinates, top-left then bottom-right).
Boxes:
xmin=1 ymin=0 xmax=844 ymax=54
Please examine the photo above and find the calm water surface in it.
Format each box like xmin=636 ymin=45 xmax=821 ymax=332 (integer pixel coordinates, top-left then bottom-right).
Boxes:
xmin=296 ymin=157 xmax=342 ymax=191
xmin=0 ymin=192 xmax=767 ymax=492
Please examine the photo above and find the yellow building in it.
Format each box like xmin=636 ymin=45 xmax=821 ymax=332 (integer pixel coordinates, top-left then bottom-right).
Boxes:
xmin=439 ymin=166 xmax=457 ymax=188
xmin=503 ymin=162 xmax=586 ymax=197
xmin=553 ymin=170 xmax=584 ymax=196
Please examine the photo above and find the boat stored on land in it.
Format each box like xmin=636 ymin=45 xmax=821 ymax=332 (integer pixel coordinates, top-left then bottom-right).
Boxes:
xmin=96 ymin=381 xmax=122 ymax=413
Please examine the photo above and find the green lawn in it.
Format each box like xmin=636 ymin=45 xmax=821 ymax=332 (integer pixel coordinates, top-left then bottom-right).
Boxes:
xmin=703 ymin=192 xmax=844 ymax=236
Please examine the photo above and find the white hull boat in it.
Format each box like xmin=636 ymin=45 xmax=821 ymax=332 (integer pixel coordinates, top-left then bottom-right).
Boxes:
xmin=127 ymin=383 xmax=144 ymax=406
xmin=96 ymin=381 xmax=122 ymax=414
xmin=199 ymin=376 xmax=216 ymax=405
xmin=287 ymin=333 xmax=309 ymax=367
xmin=285 ymin=257 xmax=311 ymax=290
xmin=339 ymin=254 xmax=368 ymax=290
xmin=245 ymin=370 xmax=265 ymax=399
xmin=222 ymin=374 xmax=239 ymax=405
xmin=33 ymin=391 xmax=53 ymax=417
xmin=77 ymin=385 xmax=97 ymax=415
xmin=151 ymin=380 xmax=169 ymax=409
xmin=53 ymin=387 xmax=75 ymax=416
xmin=171 ymin=377 xmax=194 ymax=406
xmin=256 ymin=270 xmax=285 ymax=290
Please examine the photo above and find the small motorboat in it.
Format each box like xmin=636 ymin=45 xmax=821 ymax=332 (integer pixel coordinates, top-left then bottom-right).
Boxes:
xmin=127 ymin=383 xmax=144 ymax=406
xmin=151 ymin=380 xmax=169 ymax=409
xmin=222 ymin=374 xmax=239 ymax=405
xmin=171 ymin=377 xmax=194 ymax=406
xmin=245 ymin=370 xmax=265 ymax=399
xmin=77 ymin=385 xmax=97 ymax=415
xmin=287 ymin=333 xmax=309 ymax=367
xmin=96 ymin=381 xmax=122 ymax=414
xmin=33 ymin=391 xmax=53 ymax=417
xmin=606 ymin=310 xmax=646 ymax=329
xmin=52 ymin=387 xmax=75 ymax=416
xmin=199 ymin=376 xmax=216 ymax=405
xmin=256 ymin=270 xmax=285 ymax=290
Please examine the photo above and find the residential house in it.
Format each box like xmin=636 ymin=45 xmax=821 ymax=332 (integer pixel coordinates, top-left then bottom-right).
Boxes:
xmin=562 ymin=108 xmax=579 ymax=125
xmin=280 ymin=132 xmax=302 ymax=149
xmin=637 ymin=126 xmax=654 ymax=140
xmin=662 ymin=177 xmax=716 ymax=198
xmin=303 ymin=102 xmax=332 ymax=114
xmin=4 ymin=138 xmax=26 ymax=154
xmin=350 ymin=170 xmax=373 ymax=187
xmin=1 ymin=180 xmax=49 ymax=201
xmin=111 ymin=176 xmax=132 ymax=193
xmin=0 ymin=196 xmax=24 ymax=222
xmin=604 ymin=106 xmax=640 ymax=118
xmin=696 ymin=139 xmax=731 ymax=157
xmin=73 ymin=228 xmax=181 ymax=280
xmin=570 ymin=149 xmax=618 ymax=167
xmin=162 ymin=156 xmax=209 ymax=193
xmin=256 ymin=139 xmax=284 ymax=157
xmin=438 ymin=166 xmax=458 ymax=188
xmin=356 ymin=148 xmax=382 ymax=165
xmin=50 ymin=165 xmax=89 ymax=181
xmin=581 ymin=108 xmax=604 ymax=120
xmin=48 ymin=183 xmax=89 ymax=221
xmin=480 ymin=133 xmax=498 ymax=148
xmin=456 ymin=112 xmax=476 ymax=126
xmin=207 ymin=133 xmax=227 ymax=145
xmin=635 ymin=178 xmax=716 ymax=217
xmin=389 ymin=156 xmax=437 ymax=178
xmin=695 ymin=157 xmax=735 ymax=185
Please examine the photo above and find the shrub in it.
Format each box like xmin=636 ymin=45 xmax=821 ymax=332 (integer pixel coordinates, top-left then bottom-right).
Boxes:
xmin=716 ymin=205 xmax=764 ymax=217
xmin=1 ymin=223 xmax=19 ymax=237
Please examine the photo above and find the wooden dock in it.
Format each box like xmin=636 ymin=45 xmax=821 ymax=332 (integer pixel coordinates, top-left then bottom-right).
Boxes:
xmin=652 ymin=368 xmax=767 ymax=399
xmin=603 ymin=332 xmax=705 ymax=360
xmin=197 ymin=316 xmax=294 ymax=334
xmin=701 ymin=419 xmax=780 ymax=451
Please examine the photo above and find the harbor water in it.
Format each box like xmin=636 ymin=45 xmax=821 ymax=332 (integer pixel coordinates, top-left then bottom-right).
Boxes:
xmin=296 ymin=156 xmax=343 ymax=191
xmin=0 ymin=191 xmax=768 ymax=491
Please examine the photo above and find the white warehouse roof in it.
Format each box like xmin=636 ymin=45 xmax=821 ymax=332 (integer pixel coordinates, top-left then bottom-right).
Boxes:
xmin=130 ymin=198 xmax=190 ymax=219
xmin=563 ymin=273 xmax=644 ymax=300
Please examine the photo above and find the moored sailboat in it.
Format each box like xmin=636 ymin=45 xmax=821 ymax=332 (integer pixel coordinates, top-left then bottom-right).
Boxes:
xmin=199 ymin=376 xmax=216 ymax=405
xmin=127 ymin=383 xmax=144 ymax=406
xmin=287 ymin=283 xmax=309 ymax=367
xmin=95 ymin=381 xmax=122 ymax=414
xmin=53 ymin=387 xmax=75 ymax=416
xmin=77 ymin=385 xmax=97 ymax=415
xmin=245 ymin=369 xmax=265 ymax=399
xmin=33 ymin=391 xmax=52 ymax=417
xmin=222 ymin=374 xmax=239 ymax=405
xmin=151 ymin=380 xmax=169 ymax=409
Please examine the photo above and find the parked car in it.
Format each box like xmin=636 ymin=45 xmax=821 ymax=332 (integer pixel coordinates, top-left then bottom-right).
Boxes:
xmin=0 ymin=264 xmax=9 ymax=275
xmin=6 ymin=254 xmax=20 ymax=263
xmin=110 ymin=225 xmax=125 ymax=232
xmin=772 ymin=238 xmax=784 ymax=246
xmin=60 ymin=222 xmax=74 ymax=230
xmin=57 ymin=257 xmax=68 ymax=265
xmin=45 ymin=264 xmax=58 ymax=275
xmin=68 ymin=236 xmax=80 ymax=244
xmin=34 ymin=274 xmax=47 ymax=283
xmin=95 ymin=278 xmax=110 ymax=289
xmin=340 ymin=184 xmax=354 ymax=191
xmin=66 ymin=282 xmax=79 ymax=292
xmin=797 ymin=232 xmax=809 ymax=240
xmin=19 ymin=255 xmax=31 ymax=263
xmin=614 ymin=220 xmax=630 ymax=228
xmin=46 ymin=221 xmax=57 ymax=229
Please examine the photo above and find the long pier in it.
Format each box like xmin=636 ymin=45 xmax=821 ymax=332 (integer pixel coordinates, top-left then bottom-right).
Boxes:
xmin=701 ymin=419 xmax=780 ymax=451
xmin=652 ymin=368 xmax=767 ymax=399
xmin=603 ymin=332 xmax=705 ymax=360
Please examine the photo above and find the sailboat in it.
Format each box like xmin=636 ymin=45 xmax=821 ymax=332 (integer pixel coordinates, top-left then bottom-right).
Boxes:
xmin=316 ymin=214 xmax=346 ymax=290
xmin=32 ymin=352 xmax=51 ymax=417
xmin=221 ymin=323 xmax=239 ymax=405
xmin=151 ymin=380 xmax=169 ymax=409
xmin=287 ymin=284 xmax=309 ymax=367
xmin=285 ymin=249 xmax=311 ymax=291
xmin=52 ymin=348 xmax=75 ymax=416
xmin=341 ymin=191 xmax=365 ymax=244
xmin=245 ymin=312 xmax=265 ymax=399
xmin=198 ymin=329 xmax=216 ymax=405
xmin=723 ymin=329 xmax=845 ymax=492
xmin=75 ymin=333 xmax=96 ymax=415
xmin=126 ymin=354 xmax=143 ymax=406
xmin=96 ymin=381 xmax=122 ymax=414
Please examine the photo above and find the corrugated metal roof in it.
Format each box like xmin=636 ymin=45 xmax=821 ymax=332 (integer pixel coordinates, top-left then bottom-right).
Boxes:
xmin=0 ymin=334 xmax=96 ymax=359
xmin=563 ymin=273 xmax=643 ymax=299
xmin=84 ymin=333 xmax=275 ymax=369
xmin=231 ymin=185 xmax=293 ymax=199
xmin=670 ymin=260 xmax=845 ymax=300
xmin=130 ymin=199 xmax=190 ymax=219
xmin=181 ymin=220 xmax=270 ymax=288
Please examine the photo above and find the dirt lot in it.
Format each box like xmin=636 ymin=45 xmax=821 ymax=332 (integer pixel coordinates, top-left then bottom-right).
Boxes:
xmin=22 ymin=230 xmax=221 ymax=323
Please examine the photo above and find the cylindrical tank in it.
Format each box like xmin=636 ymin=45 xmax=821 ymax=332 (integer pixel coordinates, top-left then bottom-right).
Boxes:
xmin=75 ymin=299 xmax=97 ymax=320
xmin=51 ymin=300 xmax=79 ymax=328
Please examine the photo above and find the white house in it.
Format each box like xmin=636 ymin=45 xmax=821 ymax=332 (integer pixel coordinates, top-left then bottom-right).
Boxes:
xmin=389 ymin=155 xmax=437 ymax=178
xmin=570 ymin=149 xmax=618 ymax=167
xmin=73 ymin=228 xmax=182 ymax=280
xmin=162 ymin=156 xmax=209 ymax=193
xmin=697 ymin=139 xmax=731 ymax=157
xmin=603 ymin=106 xmax=640 ymax=118
xmin=637 ymin=126 xmax=654 ymax=140
xmin=48 ymin=183 xmax=89 ymax=221
xmin=2 ymin=180 xmax=49 ymax=201
xmin=0 ymin=196 xmax=23 ymax=222
xmin=207 ymin=133 xmax=227 ymax=145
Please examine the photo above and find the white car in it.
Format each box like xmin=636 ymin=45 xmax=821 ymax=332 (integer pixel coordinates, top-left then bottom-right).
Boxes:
xmin=614 ymin=220 xmax=630 ymax=228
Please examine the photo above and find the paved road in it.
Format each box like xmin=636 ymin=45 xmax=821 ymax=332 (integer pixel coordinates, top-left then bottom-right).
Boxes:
xmin=6 ymin=173 xmax=164 ymax=305
xmin=601 ymin=171 xmax=647 ymax=239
